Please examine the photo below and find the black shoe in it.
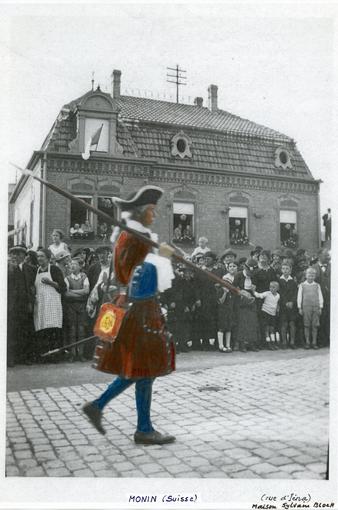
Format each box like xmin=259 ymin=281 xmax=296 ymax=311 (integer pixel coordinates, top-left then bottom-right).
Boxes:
xmin=82 ymin=402 xmax=106 ymax=435
xmin=134 ymin=430 xmax=176 ymax=445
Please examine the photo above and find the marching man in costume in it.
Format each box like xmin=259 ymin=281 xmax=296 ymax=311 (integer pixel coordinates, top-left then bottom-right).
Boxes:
xmin=83 ymin=185 xmax=177 ymax=445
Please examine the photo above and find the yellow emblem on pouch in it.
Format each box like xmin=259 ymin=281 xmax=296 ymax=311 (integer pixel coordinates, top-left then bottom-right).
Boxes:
xmin=94 ymin=302 xmax=126 ymax=341
xmin=100 ymin=310 xmax=116 ymax=334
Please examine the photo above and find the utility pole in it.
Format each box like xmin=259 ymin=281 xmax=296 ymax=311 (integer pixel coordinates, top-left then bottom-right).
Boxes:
xmin=166 ymin=65 xmax=187 ymax=103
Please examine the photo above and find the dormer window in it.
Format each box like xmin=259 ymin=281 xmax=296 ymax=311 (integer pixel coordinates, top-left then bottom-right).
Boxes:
xmin=85 ymin=118 xmax=109 ymax=152
xmin=275 ymin=147 xmax=292 ymax=170
xmin=170 ymin=131 xmax=192 ymax=159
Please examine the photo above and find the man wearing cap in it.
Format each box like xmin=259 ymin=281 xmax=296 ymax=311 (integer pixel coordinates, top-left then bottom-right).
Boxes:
xmin=87 ymin=245 xmax=111 ymax=292
xmin=55 ymin=250 xmax=72 ymax=278
xmin=83 ymin=185 xmax=177 ymax=445
xmin=220 ymin=249 xmax=237 ymax=273
xmin=7 ymin=245 xmax=36 ymax=365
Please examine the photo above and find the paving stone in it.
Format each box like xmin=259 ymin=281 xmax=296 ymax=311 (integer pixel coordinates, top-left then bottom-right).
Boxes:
xmin=251 ymin=447 xmax=276 ymax=459
xmin=225 ymin=448 xmax=250 ymax=460
xmin=6 ymin=466 xmax=20 ymax=476
xmin=45 ymin=467 xmax=71 ymax=476
xmin=95 ymin=469 xmax=119 ymax=477
xmin=140 ymin=463 xmax=165 ymax=475
xmin=230 ymin=469 xmax=261 ymax=478
xmin=90 ymin=461 xmax=112 ymax=471
xmin=44 ymin=459 xmax=66 ymax=469
xmin=269 ymin=456 xmax=294 ymax=467
xmin=35 ymin=451 xmax=57 ymax=461
xmin=51 ymin=440 xmax=70 ymax=447
xmin=66 ymin=460 xmax=87 ymax=471
xmin=58 ymin=450 xmax=80 ymax=462
xmin=307 ymin=462 xmax=326 ymax=473
xmin=84 ymin=454 xmax=104 ymax=463
xmin=265 ymin=471 xmax=293 ymax=479
xmin=165 ymin=463 xmax=191 ymax=475
xmin=14 ymin=450 xmax=33 ymax=460
xmin=203 ymin=471 xmax=230 ymax=478
xmin=293 ymin=454 xmax=318 ymax=465
xmin=175 ymin=471 xmax=200 ymax=478
xmin=18 ymin=459 xmax=38 ymax=470
xmin=251 ymin=462 xmax=278 ymax=475
xmin=239 ymin=455 xmax=262 ymax=467
xmin=158 ymin=456 xmax=182 ymax=466
xmin=114 ymin=461 xmax=135 ymax=472
xmin=25 ymin=467 xmax=45 ymax=477
xmin=186 ymin=456 xmax=210 ymax=467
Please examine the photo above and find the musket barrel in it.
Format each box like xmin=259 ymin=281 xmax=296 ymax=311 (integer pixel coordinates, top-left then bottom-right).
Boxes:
xmin=11 ymin=162 xmax=240 ymax=295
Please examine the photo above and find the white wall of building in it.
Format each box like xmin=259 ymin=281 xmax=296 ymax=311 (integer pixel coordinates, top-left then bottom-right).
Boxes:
xmin=13 ymin=160 xmax=41 ymax=249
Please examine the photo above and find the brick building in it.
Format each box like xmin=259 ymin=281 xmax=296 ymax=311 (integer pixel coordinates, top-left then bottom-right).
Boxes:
xmin=10 ymin=69 xmax=321 ymax=255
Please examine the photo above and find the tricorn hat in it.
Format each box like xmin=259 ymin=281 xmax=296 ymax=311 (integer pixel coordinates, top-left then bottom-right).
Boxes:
xmin=113 ymin=185 xmax=164 ymax=211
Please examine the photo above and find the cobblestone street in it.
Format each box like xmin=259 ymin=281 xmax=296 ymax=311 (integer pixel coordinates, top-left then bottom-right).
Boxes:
xmin=6 ymin=349 xmax=329 ymax=479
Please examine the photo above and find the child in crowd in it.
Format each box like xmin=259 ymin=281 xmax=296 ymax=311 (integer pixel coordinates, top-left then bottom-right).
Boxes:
xmin=191 ymin=237 xmax=210 ymax=260
xmin=64 ymin=258 xmax=90 ymax=361
xmin=254 ymin=281 xmax=280 ymax=349
xmin=297 ymin=267 xmax=323 ymax=349
xmin=278 ymin=262 xmax=298 ymax=349
xmin=216 ymin=261 xmax=238 ymax=352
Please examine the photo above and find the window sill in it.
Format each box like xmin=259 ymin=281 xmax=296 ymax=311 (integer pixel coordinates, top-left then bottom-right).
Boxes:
xmin=230 ymin=240 xmax=249 ymax=247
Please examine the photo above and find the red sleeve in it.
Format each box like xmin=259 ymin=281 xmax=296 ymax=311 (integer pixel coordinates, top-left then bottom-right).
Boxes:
xmin=114 ymin=231 xmax=150 ymax=285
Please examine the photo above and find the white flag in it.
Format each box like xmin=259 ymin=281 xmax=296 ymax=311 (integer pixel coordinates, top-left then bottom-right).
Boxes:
xmin=81 ymin=124 xmax=103 ymax=160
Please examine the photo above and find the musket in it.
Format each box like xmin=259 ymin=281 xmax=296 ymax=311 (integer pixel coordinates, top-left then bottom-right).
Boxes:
xmin=40 ymin=335 xmax=97 ymax=358
xmin=10 ymin=161 xmax=241 ymax=296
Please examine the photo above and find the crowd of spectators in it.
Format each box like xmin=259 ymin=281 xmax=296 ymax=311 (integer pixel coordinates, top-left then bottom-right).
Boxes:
xmin=7 ymin=229 xmax=331 ymax=367
xmin=7 ymin=229 xmax=112 ymax=366
xmin=162 ymin=237 xmax=331 ymax=354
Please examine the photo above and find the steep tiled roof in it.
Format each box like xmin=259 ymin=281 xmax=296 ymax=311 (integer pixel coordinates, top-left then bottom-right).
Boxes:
xmin=118 ymin=124 xmax=312 ymax=180
xmin=43 ymin=90 xmax=313 ymax=181
xmin=115 ymin=96 xmax=291 ymax=142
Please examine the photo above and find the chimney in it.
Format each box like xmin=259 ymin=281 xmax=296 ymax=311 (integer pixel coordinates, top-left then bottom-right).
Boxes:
xmin=208 ymin=84 xmax=218 ymax=112
xmin=194 ymin=97 xmax=203 ymax=107
xmin=111 ymin=69 xmax=121 ymax=98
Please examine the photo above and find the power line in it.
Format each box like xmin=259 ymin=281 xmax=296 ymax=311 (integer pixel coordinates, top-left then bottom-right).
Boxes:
xmin=166 ymin=64 xmax=187 ymax=103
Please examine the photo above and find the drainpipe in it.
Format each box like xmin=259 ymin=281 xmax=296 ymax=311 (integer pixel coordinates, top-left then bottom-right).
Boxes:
xmin=40 ymin=152 xmax=47 ymax=247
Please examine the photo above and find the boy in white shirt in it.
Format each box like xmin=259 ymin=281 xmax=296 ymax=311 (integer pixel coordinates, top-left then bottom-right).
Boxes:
xmin=254 ymin=281 xmax=280 ymax=350
xmin=297 ymin=267 xmax=323 ymax=349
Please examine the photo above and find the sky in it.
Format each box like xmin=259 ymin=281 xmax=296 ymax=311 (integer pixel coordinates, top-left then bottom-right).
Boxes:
xmin=1 ymin=2 xmax=337 ymax=215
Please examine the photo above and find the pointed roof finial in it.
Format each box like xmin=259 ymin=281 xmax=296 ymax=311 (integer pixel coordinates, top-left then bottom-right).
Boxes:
xmin=91 ymin=71 xmax=95 ymax=91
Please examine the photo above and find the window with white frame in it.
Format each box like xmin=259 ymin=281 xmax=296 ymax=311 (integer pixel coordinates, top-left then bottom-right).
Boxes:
xmin=70 ymin=196 xmax=93 ymax=239
xmin=229 ymin=206 xmax=249 ymax=245
xmin=84 ymin=118 xmax=109 ymax=152
xmin=173 ymin=202 xmax=194 ymax=243
xmin=280 ymin=210 xmax=297 ymax=248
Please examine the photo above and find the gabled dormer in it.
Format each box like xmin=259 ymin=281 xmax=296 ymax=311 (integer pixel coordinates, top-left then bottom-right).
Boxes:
xmin=68 ymin=87 xmax=123 ymax=156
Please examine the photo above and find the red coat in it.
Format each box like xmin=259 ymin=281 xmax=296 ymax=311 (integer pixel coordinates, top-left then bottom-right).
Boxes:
xmin=97 ymin=231 xmax=176 ymax=378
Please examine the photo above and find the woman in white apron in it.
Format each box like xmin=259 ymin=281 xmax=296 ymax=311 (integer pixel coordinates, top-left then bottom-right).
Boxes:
xmin=34 ymin=248 xmax=67 ymax=361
